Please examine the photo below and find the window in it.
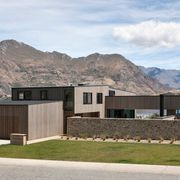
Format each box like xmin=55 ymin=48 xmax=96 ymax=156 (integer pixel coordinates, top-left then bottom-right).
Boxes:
xmin=24 ymin=91 xmax=32 ymax=100
xmin=40 ymin=90 xmax=48 ymax=100
xmin=109 ymin=90 xmax=115 ymax=96
xmin=17 ymin=91 xmax=32 ymax=100
xmin=97 ymin=93 xmax=103 ymax=104
xmin=18 ymin=92 xmax=24 ymax=100
xmin=107 ymin=109 xmax=135 ymax=118
xmin=177 ymin=110 xmax=180 ymax=115
xmin=64 ymin=90 xmax=73 ymax=110
xmin=83 ymin=92 xmax=92 ymax=104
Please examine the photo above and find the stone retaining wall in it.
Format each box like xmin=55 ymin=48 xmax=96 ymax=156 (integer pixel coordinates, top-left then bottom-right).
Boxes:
xmin=67 ymin=117 xmax=180 ymax=140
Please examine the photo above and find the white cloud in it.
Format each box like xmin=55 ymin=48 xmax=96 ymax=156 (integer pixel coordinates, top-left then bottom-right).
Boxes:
xmin=113 ymin=20 xmax=180 ymax=48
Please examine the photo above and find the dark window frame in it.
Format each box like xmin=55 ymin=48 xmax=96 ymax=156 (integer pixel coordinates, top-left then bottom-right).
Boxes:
xmin=83 ymin=92 xmax=92 ymax=104
xmin=97 ymin=93 xmax=103 ymax=104
xmin=64 ymin=90 xmax=73 ymax=111
xmin=24 ymin=91 xmax=32 ymax=100
xmin=40 ymin=90 xmax=48 ymax=100
xmin=17 ymin=91 xmax=32 ymax=100
xmin=109 ymin=90 xmax=115 ymax=96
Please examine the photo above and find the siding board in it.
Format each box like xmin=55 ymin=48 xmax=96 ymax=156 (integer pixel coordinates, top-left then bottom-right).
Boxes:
xmin=28 ymin=102 xmax=63 ymax=140
xmin=0 ymin=105 xmax=28 ymax=139
xmin=105 ymin=96 xmax=160 ymax=110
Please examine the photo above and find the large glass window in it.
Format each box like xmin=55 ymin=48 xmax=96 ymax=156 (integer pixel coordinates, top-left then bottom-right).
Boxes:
xmin=97 ymin=93 xmax=103 ymax=104
xmin=40 ymin=90 xmax=48 ymax=100
xmin=83 ymin=92 xmax=92 ymax=104
xmin=177 ymin=109 xmax=180 ymax=115
xmin=107 ymin=109 xmax=135 ymax=118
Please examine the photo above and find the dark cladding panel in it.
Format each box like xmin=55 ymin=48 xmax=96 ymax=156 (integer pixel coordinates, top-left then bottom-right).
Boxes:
xmin=105 ymin=96 xmax=160 ymax=110
xmin=164 ymin=95 xmax=180 ymax=109
xmin=0 ymin=105 xmax=28 ymax=139
xmin=12 ymin=87 xmax=74 ymax=102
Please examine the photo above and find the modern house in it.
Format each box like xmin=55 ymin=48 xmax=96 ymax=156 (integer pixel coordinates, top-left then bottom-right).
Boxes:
xmin=0 ymin=84 xmax=179 ymax=141
xmin=0 ymin=84 xmax=131 ymax=140
xmin=12 ymin=85 xmax=107 ymax=133
xmin=105 ymin=94 xmax=180 ymax=118
xmin=12 ymin=85 xmax=134 ymax=131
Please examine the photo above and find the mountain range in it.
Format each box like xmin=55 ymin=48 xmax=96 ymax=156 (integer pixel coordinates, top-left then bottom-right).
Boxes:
xmin=140 ymin=66 xmax=180 ymax=89
xmin=0 ymin=39 xmax=177 ymax=96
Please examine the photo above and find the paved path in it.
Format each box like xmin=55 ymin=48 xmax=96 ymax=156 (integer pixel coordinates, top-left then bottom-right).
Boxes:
xmin=0 ymin=140 xmax=10 ymax=145
xmin=0 ymin=158 xmax=180 ymax=180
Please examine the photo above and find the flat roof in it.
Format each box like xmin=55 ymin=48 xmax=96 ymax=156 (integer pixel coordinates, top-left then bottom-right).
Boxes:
xmin=106 ymin=95 xmax=180 ymax=97
xmin=0 ymin=100 xmax=62 ymax=105
xmin=12 ymin=84 xmax=109 ymax=89
xmin=109 ymin=87 xmax=135 ymax=94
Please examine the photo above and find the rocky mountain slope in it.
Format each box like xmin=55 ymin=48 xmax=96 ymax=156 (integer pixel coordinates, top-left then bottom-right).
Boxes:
xmin=140 ymin=66 xmax=180 ymax=89
xmin=0 ymin=39 xmax=172 ymax=96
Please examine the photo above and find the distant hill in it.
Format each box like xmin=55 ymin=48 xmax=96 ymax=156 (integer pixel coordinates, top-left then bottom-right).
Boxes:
xmin=0 ymin=39 xmax=172 ymax=96
xmin=140 ymin=66 xmax=180 ymax=89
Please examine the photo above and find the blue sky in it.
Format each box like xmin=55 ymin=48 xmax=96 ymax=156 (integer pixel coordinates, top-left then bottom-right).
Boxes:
xmin=0 ymin=0 xmax=180 ymax=69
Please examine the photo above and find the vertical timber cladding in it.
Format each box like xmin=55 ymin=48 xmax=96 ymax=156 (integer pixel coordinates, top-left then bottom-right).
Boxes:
xmin=164 ymin=95 xmax=180 ymax=110
xmin=0 ymin=105 xmax=28 ymax=139
xmin=28 ymin=101 xmax=63 ymax=140
xmin=105 ymin=96 xmax=160 ymax=110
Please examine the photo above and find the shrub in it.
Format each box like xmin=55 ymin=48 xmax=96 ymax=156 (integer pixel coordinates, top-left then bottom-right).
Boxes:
xmin=79 ymin=133 xmax=88 ymax=139
xmin=136 ymin=136 xmax=141 ymax=142
xmin=113 ymin=136 xmax=116 ymax=141
xmin=123 ymin=135 xmax=130 ymax=141
xmin=113 ymin=132 xmax=120 ymax=140
xmin=170 ymin=138 xmax=176 ymax=144
xmin=147 ymin=138 xmax=151 ymax=143
xmin=133 ymin=136 xmax=141 ymax=142
xmin=159 ymin=137 xmax=164 ymax=143
xmin=92 ymin=135 xmax=96 ymax=141
xmin=100 ymin=134 xmax=107 ymax=141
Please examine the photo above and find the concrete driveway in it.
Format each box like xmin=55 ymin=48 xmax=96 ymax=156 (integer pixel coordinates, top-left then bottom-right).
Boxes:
xmin=0 ymin=158 xmax=180 ymax=180
xmin=0 ymin=140 xmax=10 ymax=145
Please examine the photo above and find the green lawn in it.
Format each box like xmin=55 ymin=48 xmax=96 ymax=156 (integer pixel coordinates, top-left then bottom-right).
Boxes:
xmin=0 ymin=140 xmax=180 ymax=166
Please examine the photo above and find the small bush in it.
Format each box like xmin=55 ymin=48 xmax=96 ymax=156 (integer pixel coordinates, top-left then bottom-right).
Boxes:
xmin=123 ymin=135 xmax=130 ymax=141
xmin=147 ymin=138 xmax=151 ymax=143
xmin=79 ymin=133 xmax=89 ymax=139
xmin=113 ymin=132 xmax=120 ymax=140
xmin=133 ymin=136 xmax=141 ymax=142
xmin=113 ymin=136 xmax=116 ymax=140
xmin=170 ymin=138 xmax=176 ymax=144
xmin=92 ymin=135 xmax=97 ymax=141
xmin=100 ymin=134 xmax=107 ymax=141
xmin=159 ymin=137 xmax=164 ymax=144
